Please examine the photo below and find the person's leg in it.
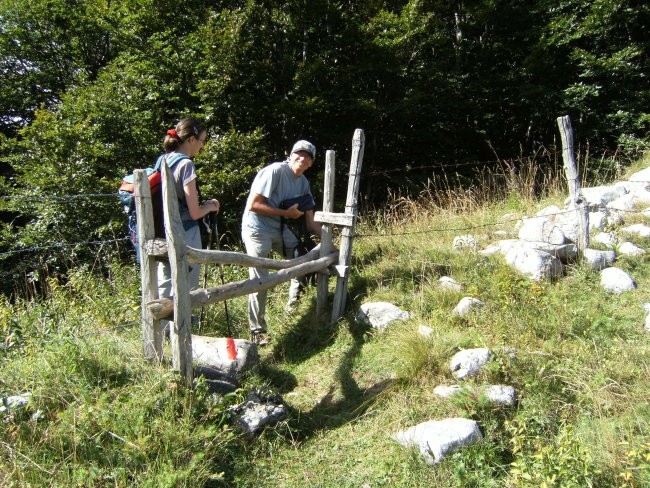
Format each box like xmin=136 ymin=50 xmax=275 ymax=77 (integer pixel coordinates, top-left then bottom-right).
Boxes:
xmin=276 ymin=229 xmax=303 ymax=310
xmin=157 ymin=260 xmax=172 ymax=335
xmin=243 ymin=230 xmax=273 ymax=335
xmin=158 ymin=222 xmax=202 ymax=335
xmin=184 ymin=222 xmax=202 ymax=290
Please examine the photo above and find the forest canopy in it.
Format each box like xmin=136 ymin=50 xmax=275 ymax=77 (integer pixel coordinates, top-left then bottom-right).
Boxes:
xmin=0 ymin=0 xmax=648 ymax=295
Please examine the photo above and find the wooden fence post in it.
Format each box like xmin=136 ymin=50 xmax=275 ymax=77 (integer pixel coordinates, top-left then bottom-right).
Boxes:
xmin=316 ymin=150 xmax=336 ymax=316
xmin=557 ymin=115 xmax=589 ymax=253
xmin=161 ymin=162 xmax=193 ymax=384
xmin=135 ymin=169 xmax=163 ymax=362
xmin=331 ymin=129 xmax=365 ymax=323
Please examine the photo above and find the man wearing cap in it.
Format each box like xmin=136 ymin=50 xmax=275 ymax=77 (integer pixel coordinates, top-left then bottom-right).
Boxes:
xmin=241 ymin=140 xmax=322 ymax=345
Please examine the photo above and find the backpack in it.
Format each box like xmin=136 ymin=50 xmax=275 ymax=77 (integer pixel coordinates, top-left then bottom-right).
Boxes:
xmin=279 ymin=194 xmax=318 ymax=284
xmin=119 ymin=153 xmax=188 ymax=262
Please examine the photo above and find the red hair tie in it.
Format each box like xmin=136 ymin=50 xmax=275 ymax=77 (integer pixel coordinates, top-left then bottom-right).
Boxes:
xmin=166 ymin=129 xmax=178 ymax=137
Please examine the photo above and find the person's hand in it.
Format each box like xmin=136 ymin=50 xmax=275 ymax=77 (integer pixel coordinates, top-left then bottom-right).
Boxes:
xmin=207 ymin=199 xmax=220 ymax=213
xmin=284 ymin=203 xmax=304 ymax=219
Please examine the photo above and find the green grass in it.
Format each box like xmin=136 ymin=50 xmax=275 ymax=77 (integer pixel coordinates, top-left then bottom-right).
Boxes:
xmin=2 ymin=155 xmax=650 ymax=486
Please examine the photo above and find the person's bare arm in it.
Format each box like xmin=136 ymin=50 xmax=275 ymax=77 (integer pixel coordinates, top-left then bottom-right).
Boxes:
xmin=304 ymin=210 xmax=322 ymax=237
xmin=184 ymin=179 xmax=219 ymax=220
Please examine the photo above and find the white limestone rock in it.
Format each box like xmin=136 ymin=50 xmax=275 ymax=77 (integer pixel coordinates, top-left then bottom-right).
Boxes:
xmin=600 ymin=267 xmax=637 ymax=294
xmin=618 ymin=241 xmax=645 ymax=256
xmin=452 ymin=234 xmax=479 ymax=251
xmin=626 ymin=167 xmax=650 ymax=192
xmin=450 ymin=348 xmax=491 ymax=379
xmin=0 ymin=393 xmax=31 ymax=414
xmin=392 ymin=418 xmax=483 ymax=465
xmin=357 ymin=302 xmax=409 ymax=332
xmin=518 ymin=209 xmax=567 ymax=245
xmin=229 ymin=389 xmax=288 ymax=435
xmin=481 ymin=385 xmax=517 ymax=407
xmin=418 ymin=325 xmax=434 ymax=337
xmin=582 ymin=248 xmax=616 ymax=271
xmin=452 ymin=297 xmax=485 ymax=316
xmin=438 ymin=276 xmax=462 ymax=292
xmin=433 ymin=385 xmax=465 ymax=398
xmin=192 ymin=335 xmax=258 ymax=380
xmin=503 ymin=245 xmax=564 ymax=281
xmin=593 ymin=232 xmax=617 ymax=248
xmin=621 ymin=224 xmax=650 ymax=238
xmin=571 ymin=184 xmax=628 ymax=209
xmin=608 ymin=193 xmax=638 ymax=212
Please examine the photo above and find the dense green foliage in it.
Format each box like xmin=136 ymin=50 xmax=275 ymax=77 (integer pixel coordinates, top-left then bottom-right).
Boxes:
xmin=0 ymin=0 xmax=648 ymax=295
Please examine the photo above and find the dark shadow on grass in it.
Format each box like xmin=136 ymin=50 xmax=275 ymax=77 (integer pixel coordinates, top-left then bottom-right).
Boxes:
xmin=283 ymin=320 xmax=398 ymax=439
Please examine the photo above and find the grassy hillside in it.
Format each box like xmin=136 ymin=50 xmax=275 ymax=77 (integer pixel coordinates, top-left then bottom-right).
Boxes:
xmin=2 ymin=154 xmax=650 ymax=487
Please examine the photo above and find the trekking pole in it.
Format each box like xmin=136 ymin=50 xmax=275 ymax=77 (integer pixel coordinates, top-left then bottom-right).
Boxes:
xmin=198 ymin=215 xmax=213 ymax=335
xmin=211 ymin=213 xmax=232 ymax=337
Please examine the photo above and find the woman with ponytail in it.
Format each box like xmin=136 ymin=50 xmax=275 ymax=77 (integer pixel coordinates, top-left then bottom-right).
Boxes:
xmin=157 ymin=117 xmax=220 ymax=323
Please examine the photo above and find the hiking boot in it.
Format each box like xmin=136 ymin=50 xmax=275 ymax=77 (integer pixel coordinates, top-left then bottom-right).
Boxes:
xmin=250 ymin=331 xmax=270 ymax=347
xmin=285 ymin=296 xmax=299 ymax=313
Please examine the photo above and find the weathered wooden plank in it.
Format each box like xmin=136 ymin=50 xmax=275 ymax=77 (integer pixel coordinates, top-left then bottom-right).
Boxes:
xmin=332 ymin=129 xmax=365 ymax=323
xmin=186 ymin=244 xmax=323 ymax=268
xmin=135 ymin=170 xmax=163 ymax=362
xmin=317 ymin=150 xmax=336 ymax=315
xmin=161 ymin=161 xmax=193 ymax=383
xmin=147 ymin=251 xmax=339 ymax=320
xmin=557 ymin=115 xmax=589 ymax=253
xmin=314 ymin=211 xmax=355 ymax=227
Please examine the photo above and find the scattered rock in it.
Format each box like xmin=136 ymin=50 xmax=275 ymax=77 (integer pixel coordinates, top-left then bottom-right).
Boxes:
xmin=229 ymin=388 xmax=288 ymax=435
xmin=356 ymin=302 xmax=409 ymax=332
xmin=192 ymin=335 xmax=258 ymax=382
xmin=452 ymin=297 xmax=485 ymax=316
xmin=593 ymin=232 xmax=617 ymax=248
xmin=618 ymin=241 xmax=645 ymax=256
xmin=392 ymin=418 xmax=483 ymax=465
xmin=438 ymin=276 xmax=462 ymax=292
xmin=418 ymin=325 xmax=434 ymax=337
xmin=503 ymin=245 xmax=564 ymax=281
xmin=600 ymin=267 xmax=636 ymax=294
xmin=582 ymin=248 xmax=616 ymax=271
xmin=450 ymin=348 xmax=491 ymax=379
xmin=0 ymin=393 xmax=31 ymax=414
xmin=433 ymin=385 xmax=465 ymax=398
xmin=481 ymin=385 xmax=517 ymax=407
xmin=452 ymin=235 xmax=479 ymax=251
xmin=621 ymin=224 xmax=650 ymax=238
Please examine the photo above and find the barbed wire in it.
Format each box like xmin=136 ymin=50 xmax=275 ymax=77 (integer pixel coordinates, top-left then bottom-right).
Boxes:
xmin=0 ymin=237 xmax=130 ymax=259
xmin=2 ymin=182 xmax=650 ymax=255
xmin=354 ymin=206 xmax=650 ymax=239
xmin=0 ymin=193 xmax=119 ymax=202
xmin=3 ymin=320 xmax=142 ymax=357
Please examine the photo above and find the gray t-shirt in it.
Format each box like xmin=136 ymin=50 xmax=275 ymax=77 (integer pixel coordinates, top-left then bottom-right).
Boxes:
xmin=159 ymin=152 xmax=197 ymax=222
xmin=242 ymin=161 xmax=314 ymax=233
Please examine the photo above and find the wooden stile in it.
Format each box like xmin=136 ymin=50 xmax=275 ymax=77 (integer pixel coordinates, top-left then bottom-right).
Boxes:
xmin=138 ymin=130 xmax=364 ymax=378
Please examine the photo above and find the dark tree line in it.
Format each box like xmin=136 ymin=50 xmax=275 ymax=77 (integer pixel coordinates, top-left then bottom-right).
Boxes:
xmin=0 ymin=0 xmax=648 ymax=295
